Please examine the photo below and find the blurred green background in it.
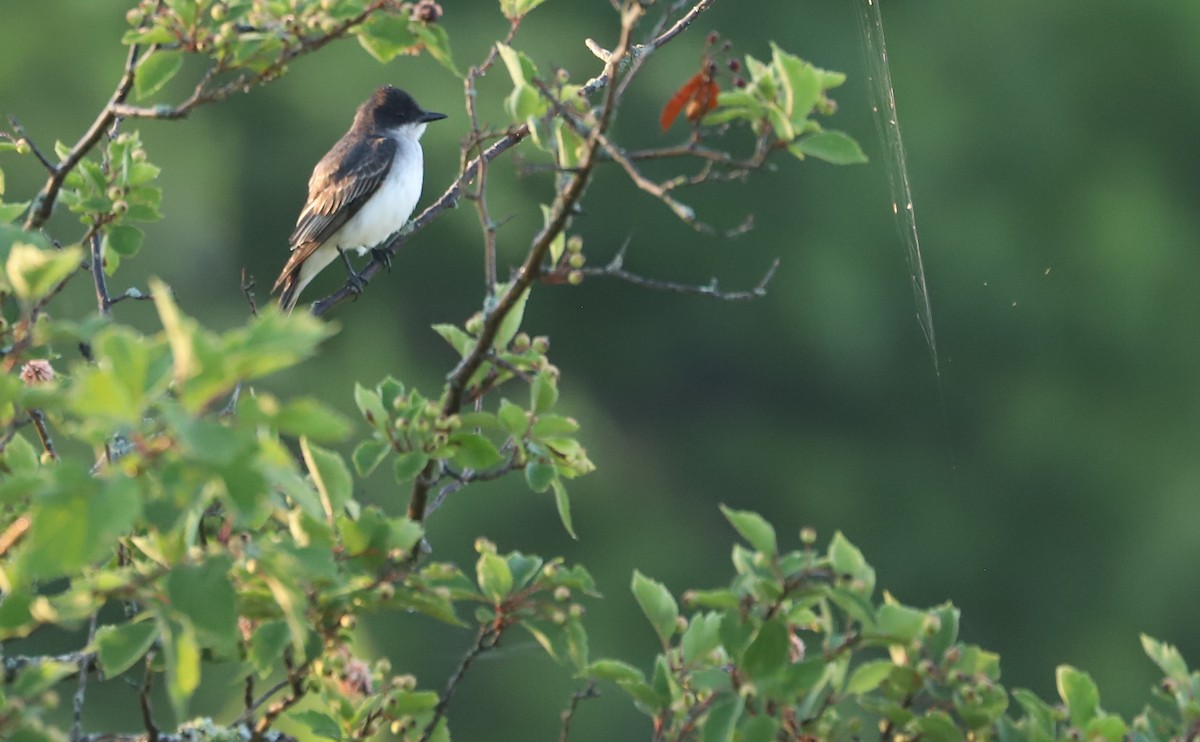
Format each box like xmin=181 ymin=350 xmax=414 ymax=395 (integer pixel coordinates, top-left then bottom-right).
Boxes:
xmin=4 ymin=1 xmax=1200 ymax=739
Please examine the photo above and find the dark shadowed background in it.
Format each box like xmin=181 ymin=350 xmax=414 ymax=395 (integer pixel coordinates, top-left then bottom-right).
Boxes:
xmin=3 ymin=1 xmax=1200 ymax=739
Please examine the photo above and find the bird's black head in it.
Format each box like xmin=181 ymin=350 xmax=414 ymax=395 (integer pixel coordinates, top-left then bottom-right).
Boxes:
xmin=363 ymin=85 xmax=447 ymax=129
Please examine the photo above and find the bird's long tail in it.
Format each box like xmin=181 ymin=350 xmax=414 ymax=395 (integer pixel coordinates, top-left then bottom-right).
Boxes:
xmin=276 ymin=272 xmax=301 ymax=314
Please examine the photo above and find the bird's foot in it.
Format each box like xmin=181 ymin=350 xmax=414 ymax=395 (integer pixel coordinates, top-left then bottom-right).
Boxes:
xmin=370 ymin=246 xmax=393 ymax=272
xmin=337 ymin=247 xmax=367 ymax=298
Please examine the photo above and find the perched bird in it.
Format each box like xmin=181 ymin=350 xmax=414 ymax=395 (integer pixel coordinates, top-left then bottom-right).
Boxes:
xmin=273 ymin=85 xmax=446 ymax=312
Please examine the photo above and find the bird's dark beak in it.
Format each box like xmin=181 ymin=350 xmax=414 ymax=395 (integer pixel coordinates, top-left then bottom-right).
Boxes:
xmin=421 ymin=111 xmax=448 ymax=123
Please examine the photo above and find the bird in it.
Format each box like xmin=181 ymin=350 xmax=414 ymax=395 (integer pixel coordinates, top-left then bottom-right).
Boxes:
xmin=272 ymin=85 xmax=447 ymax=312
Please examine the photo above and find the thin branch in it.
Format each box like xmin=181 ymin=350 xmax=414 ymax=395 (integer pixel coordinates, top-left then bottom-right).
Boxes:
xmin=0 ymin=514 xmax=31 ymax=558
xmin=139 ymin=651 xmax=158 ymax=742
xmin=240 ymin=268 xmax=259 ymax=317
xmin=566 ymin=246 xmax=780 ymax=300
xmin=3 ymin=649 xmax=92 ymax=684
xmin=251 ymin=651 xmax=307 ymax=740
xmin=91 ymin=231 xmax=113 ymax=319
xmin=70 ymin=614 xmax=100 ymax=742
xmin=579 ymin=0 xmax=716 ymax=96
xmin=558 ymin=682 xmax=600 ymax=742
xmin=463 ymin=20 xmax=520 ymax=298
xmin=417 ymin=623 xmax=503 ymax=742
xmin=427 ymin=452 xmax=523 ymax=516
xmin=24 ymin=45 xmax=140 ymax=230
xmin=6 ymin=115 xmax=56 ymax=172
xmin=27 ymin=408 xmax=59 ymax=462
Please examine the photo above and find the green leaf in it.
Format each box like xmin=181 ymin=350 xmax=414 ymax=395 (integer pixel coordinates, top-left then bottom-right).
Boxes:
xmin=770 ymin=43 xmax=821 ymax=120
xmin=11 ymin=660 xmax=76 ymax=697
xmin=135 ymin=50 xmax=183 ymax=100
xmin=450 ymin=432 xmax=503 ymax=470
xmin=22 ymin=468 xmax=140 ymax=581
xmin=352 ymin=439 xmax=390 ymax=476
xmin=6 ymin=243 xmax=82 ymax=300
xmin=1141 ymin=634 xmax=1190 ymax=683
xmin=432 ymin=323 xmax=474 ymax=356
xmin=249 ymin=620 xmax=291 ymax=678
xmin=587 ymin=659 xmax=644 ymax=684
xmin=1056 ymin=665 xmax=1100 ymax=728
xmin=631 ymin=570 xmax=678 ymax=646
xmin=95 ymin=620 xmax=159 ymax=677
xmin=498 ymin=399 xmax=528 ymax=437
xmin=873 ymin=602 xmax=927 ymax=642
xmin=531 ymin=369 xmax=558 ymax=414
xmin=719 ymin=505 xmax=777 ymax=557
xmin=354 ymin=14 xmax=417 ymax=63
xmin=288 ymin=710 xmax=342 ymax=740
xmin=551 ymin=478 xmax=577 ymax=540
xmin=500 ymin=0 xmax=548 ymax=19
xmin=4 ymin=433 xmax=39 ymax=474
xmin=793 ymin=130 xmax=868 ymax=165
xmin=354 ymin=382 xmax=388 ymax=429
xmin=1084 ymin=713 xmax=1127 ymax=742
xmin=413 ymin=23 xmax=460 ymax=77
xmin=393 ymin=451 xmax=430 ymax=484
xmin=845 ymin=659 xmax=893 ymax=694
xmin=741 ymin=618 xmax=789 ymax=682
xmin=301 ymin=438 xmax=352 ymax=522
xmin=531 ymin=413 xmax=578 ymax=438
xmin=681 ymin=612 xmax=722 ymax=665
xmin=829 ymin=530 xmax=875 ymax=594
xmin=166 ymin=557 xmax=238 ymax=655
xmin=524 ymin=460 xmax=555 ymax=493
xmin=271 ymin=398 xmax=353 ymax=442
xmin=162 ymin=619 xmax=201 ymax=718
xmin=476 ymin=552 xmax=513 ymax=602
xmin=494 ymin=285 xmax=531 ymax=350
xmin=1011 ymin=688 xmax=1056 ymax=734
xmin=909 ymin=710 xmax=965 ymax=742
xmin=927 ymin=602 xmax=961 ymax=661
xmin=740 ymin=715 xmax=780 ymax=742
xmin=701 ymin=695 xmax=744 ymax=742
xmin=0 ymin=200 xmax=27 ymax=223
xmin=105 ymin=224 xmax=144 ymax=257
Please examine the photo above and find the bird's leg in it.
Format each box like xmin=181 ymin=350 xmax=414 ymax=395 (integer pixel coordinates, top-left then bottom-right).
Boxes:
xmin=337 ymin=247 xmax=367 ymax=297
xmin=369 ymin=245 xmax=393 ymax=272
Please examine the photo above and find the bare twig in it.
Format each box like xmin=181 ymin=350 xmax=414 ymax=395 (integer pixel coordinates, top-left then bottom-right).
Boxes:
xmin=463 ymin=20 xmax=521 ymax=298
xmin=6 ymin=115 xmax=56 ymax=172
xmin=27 ymin=408 xmax=59 ymax=462
xmin=139 ymin=651 xmax=158 ymax=742
xmin=558 ymin=682 xmax=601 ymax=742
xmin=0 ymin=514 xmax=31 ymax=558
xmin=251 ymin=651 xmax=307 ymax=740
xmin=417 ymin=623 xmax=503 ymax=742
xmin=91 ymin=231 xmax=113 ymax=319
xmin=70 ymin=614 xmax=100 ymax=741
xmin=579 ymin=0 xmax=716 ymax=96
xmin=565 ymin=245 xmax=779 ymax=300
xmin=427 ymin=452 xmax=524 ymax=516
xmin=240 ymin=268 xmax=259 ymax=317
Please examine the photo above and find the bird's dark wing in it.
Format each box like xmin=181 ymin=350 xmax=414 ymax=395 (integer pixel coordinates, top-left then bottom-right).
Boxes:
xmin=288 ymin=133 xmax=397 ymax=250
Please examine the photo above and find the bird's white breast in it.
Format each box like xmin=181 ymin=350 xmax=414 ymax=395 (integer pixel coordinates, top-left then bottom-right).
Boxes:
xmin=336 ymin=125 xmax=425 ymax=254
